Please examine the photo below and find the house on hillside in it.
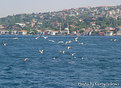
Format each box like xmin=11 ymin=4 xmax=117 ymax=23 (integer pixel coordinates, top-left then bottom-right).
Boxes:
xmin=99 ymin=32 xmax=105 ymax=36
xmin=116 ymin=26 xmax=121 ymax=30
xmin=105 ymin=31 xmax=113 ymax=36
xmin=116 ymin=30 xmax=121 ymax=35
xmin=41 ymin=31 xmax=47 ymax=35
xmin=0 ymin=25 xmax=5 ymax=29
xmin=83 ymin=29 xmax=91 ymax=36
xmin=19 ymin=30 xmax=28 ymax=35
xmin=50 ymin=31 xmax=58 ymax=35
xmin=36 ymin=30 xmax=43 ymax=35
xmin=105 ymin=27 xmax=115 ymax=31
xmin=9 ymin=30 xmax=18 ymax=35
xmin=0 ymin=30 xmax=9 ymax=35
xmin=71 ymin=31 xmax=77 ymax=35
xmin=60 ymin=31 xmax=68 ymax=35
xmin=16 ymin=23 xmax=26 ymax=28
xmin=46 ymin=30 xmax=52 ymax=35
xmin=64 ymin=28 xmax=70 ymax=35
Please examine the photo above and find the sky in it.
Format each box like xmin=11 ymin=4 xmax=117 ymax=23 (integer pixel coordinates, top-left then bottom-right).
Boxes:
xmin=0 ymin=0 xmax=121 ymax=18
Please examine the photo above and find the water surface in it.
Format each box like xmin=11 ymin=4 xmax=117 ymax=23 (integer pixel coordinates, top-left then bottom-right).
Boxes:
xmin=0 ymin=35 xmax=121 ymax=88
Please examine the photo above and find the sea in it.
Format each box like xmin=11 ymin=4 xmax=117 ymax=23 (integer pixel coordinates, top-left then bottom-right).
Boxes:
xmin=0 ymin=35 xmax=121 ymax=88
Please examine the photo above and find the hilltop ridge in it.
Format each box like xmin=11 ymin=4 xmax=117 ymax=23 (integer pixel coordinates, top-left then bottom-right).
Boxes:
xmin=0 ymin=5 xmax=120 ymax=36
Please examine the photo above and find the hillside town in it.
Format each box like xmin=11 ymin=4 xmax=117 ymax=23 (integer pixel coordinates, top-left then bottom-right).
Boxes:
xmin=0 ymin=5 xmax=121 ymax=36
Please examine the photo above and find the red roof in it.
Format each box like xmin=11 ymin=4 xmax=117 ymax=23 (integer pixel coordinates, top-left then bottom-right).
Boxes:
xmin=99 ymin=32 xmax=105 ymax=35
xmin=0 ymin=25 xmax=4 ymax=27
xmin=19 ymin=30 xmax=27 ymax=32
xmin=117 ymin=26 xmax=121 ymax=28
xmin=106 ymin=31 xmax=113 ymax=32
xmin=0 ymin=30 xmax=7 ymax=31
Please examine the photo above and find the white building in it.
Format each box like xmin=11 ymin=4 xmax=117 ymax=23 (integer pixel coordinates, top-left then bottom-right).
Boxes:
xmin=105 ymin=31 xmax=113 ymax=36
xmin=16 ymin=23 xmax=26 ymax=27
xmin=0 ymin=30 xmax=9 ymax=35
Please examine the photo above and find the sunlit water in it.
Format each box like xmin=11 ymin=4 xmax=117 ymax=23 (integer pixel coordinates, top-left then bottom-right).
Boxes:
xmin=0 ymin=35 xmax=121 ymax=88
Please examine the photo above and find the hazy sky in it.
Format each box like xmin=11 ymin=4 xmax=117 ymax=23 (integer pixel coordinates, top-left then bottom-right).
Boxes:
xmin=0 ymin=0 xmax=121 ymax=18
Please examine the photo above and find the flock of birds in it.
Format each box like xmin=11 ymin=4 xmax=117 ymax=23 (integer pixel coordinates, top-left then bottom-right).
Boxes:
xmin=1 ymin=36 xmax=85 ymax=62
xmin=1 ymin=36 xmax=119 ymax=62
xmin=34 ymin=36 xmax=85 ymax=61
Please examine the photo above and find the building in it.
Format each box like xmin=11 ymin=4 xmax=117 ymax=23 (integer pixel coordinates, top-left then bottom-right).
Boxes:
xmin=42 ymin=31 xmax=47 ymax=35
xmin=105 ymin=27 xmax=115 ymax=31
xmin=50 ymin=31 xmax=58 ymax=35
xmin=71 ymin=31 xmax=77 ymax=35
xmin=19 ymin=30 xmax=28 ymax=35
xmin=0 ymin=25 xmax=4 ymax=29
xmin=105 ymin=31 xmax=113 ymax=36
xmin=9 ymin=30 xmax=18 ymax=35
xmin=16 ymin=23 xmax=26 ymax=27
xmin=36 ymin=30 xmax=43 ymax=35
xmin=64 ymin=28 xmax=70 ymax=35
xmin=99 ymin=32 xmax=105 ymax=36
xmin=116 ymin=30 xmax=121 ymax=35
xmin=0 ymin=30 xmax=9 ymax=35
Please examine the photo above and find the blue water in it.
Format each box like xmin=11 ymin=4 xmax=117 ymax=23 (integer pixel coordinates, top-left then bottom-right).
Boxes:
xmin=0 ymin=35 xmax=121 ymax=88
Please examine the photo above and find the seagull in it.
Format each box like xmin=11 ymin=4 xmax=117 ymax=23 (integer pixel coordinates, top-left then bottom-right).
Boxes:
xmin=35 ymin=36 xmax=40 ymax=40
xmin=110 ymin=39 xmax=118 ymax=42
xmin=75 ymin=37 xmax=78 ymax=40
xmin=71 ymin=53 xmax=76 ymax=56
xmin=74 ymin=37 xmax=78 ymax=42
xmin=65 ymin=41 xmax=68 ymax=45
xmin=39 ymin=49 xmax=44 ymax=54
xmin=75 ymin=40 xmax=78 ymax=42
xmin=68 ymin=41 xmax=72 ymax=43
xmin=110 ymin=39 xmax=113 ymax=41
xmin=114 ymin=39 xmax=118 ymax=41
xmin=79 ymin=42 xmax=84 ymax=45
xmin=59 ymin=51 xmax=65 ymax=54
xmin=49 ymin=40 xmax=55 ymax=43
xmin=66 ymin=46 xmax=71 ymax=50
xmin=2 ymin=42 xmax=7 ymax=46
xmin=42 ymin=36 xmax=48 ymax=39
xmin=13 ymin=37 xmax=18 ymax=40
xmin=81 ymin=57 xmax=85 ymax=60
xmin=52 ymin=57 xmax=56 ymax=60
xmin=58 ymin=41 xmax=64 ymax=44
xmin=24 ymin=58 xmax=30 ymax=61
xmin=64 ymin=41 xmax=72 ymax=45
